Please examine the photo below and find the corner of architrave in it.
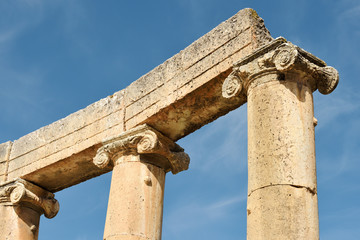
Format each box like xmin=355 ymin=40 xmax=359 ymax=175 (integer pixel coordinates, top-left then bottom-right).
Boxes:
xmin=245 ymin=8 xmax=273 ymax=49
xmin=121 ymin=88 xmax=127 ymax=132
xmin=0 ymin=141 xmax=13 ymax=183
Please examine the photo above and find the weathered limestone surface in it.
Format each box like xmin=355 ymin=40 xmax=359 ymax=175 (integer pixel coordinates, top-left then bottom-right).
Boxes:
xmin=247 ymin=78 xmax=319 ymax=240
xmin=7 ymin=90 xmax=125 ymax=192
xmin=248 ymin=78 xmax=317 ymax=190
xmin=94 ymin=124 xmax=189 ymax=240
xmin=3 ymin=8 xmax=272 ymax=192
xmin=0 ymin=7 xmax=340 ymax=240
xmin=247 ymin=185 xmax=319 ymax=239
xmin=222 ymin=38 xmax=338 ymax=239
xmin=0 ymin=142 xmax=13 ymax=183
xmin=104 ymin=159 xmax=165 ymax=240
xmin=0 ymin=179 xmax=59 ymax=240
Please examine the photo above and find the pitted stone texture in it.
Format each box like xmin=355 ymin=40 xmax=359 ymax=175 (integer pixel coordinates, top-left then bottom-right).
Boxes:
xmin=247 ymin=79 xmax=317 ymax=193
xmin=222 ymin=37 xmax=338 ymax=240
xmin=124 ymin=8 xmax=272 ymax=139
xmin=103 ymin=155 xmax=165 ymax=240
xmin=0 ymin=142 xmax=12 ymax=183
xmin=247 ymin=185 xmax=319 ymax=240
xmin=93 ymin=124 xmax=190 ymax=174
xmin=222 ymin=37 xmax=339 ymax=98
xmin=125 ymin=8 xmax=271 ymax=108
xmin=7 ymin=91 xmax=125 ymax=191
xmin=244 ymin=53 xmax=323 ymax=239
xmin=0 ymin=179 xmax=59 ymax=240
xmin=0 ymin=205 xmax=41 ymax=240
xmin=0 ymin=179 xmax=59 ymax=219
xmin=1 ymin=8 xmax=272 ymax=192
xmin=98 ymin=126 xmax=189 ymax=239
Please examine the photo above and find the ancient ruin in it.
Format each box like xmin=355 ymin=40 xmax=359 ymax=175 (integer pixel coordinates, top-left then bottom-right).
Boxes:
xmin=0 ymin=8 xmax=338 ymax=240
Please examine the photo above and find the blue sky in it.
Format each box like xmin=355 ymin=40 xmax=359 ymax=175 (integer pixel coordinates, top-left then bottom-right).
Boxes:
xmin=0 ymin=0 xmax=359 ymax=239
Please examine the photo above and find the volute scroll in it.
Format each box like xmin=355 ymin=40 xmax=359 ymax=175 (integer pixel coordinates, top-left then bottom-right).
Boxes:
xmin=222 ymin=37 xmax=339 ymax=98
xmin=0 ymin=179 xmax=59 ymax=219
xmin=93 ymin=124 xmax=190 ymax=174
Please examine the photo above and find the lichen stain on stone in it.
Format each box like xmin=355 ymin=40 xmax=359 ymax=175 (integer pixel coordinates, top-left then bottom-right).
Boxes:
xmin=249 ymin=9 xmax=259 ymax=19
xmin=247 ymin=209 xmax=252 ymax=216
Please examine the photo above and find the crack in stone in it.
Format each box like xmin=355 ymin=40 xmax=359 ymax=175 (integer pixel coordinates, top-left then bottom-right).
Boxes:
xmin=248 ymin=183 xmax=317 ymax=197
xmin=3 ymin=141 xmax=13 ymax=182
xmin=290 ymin=184 xmax=317 ymax=195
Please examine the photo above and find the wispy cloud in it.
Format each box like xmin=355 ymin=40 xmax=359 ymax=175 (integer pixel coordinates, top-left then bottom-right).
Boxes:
xmin=0 ymin=0 xmax=92 ymax=141
xmin=179 ymin=106 xmax=248 ymax=176
xmin=0 ymin=28 xmax=21 ymax=45
xmin=314 ymin=90 xmax=360 ymax=131
xmin=321 ymin=206 xmax=360 ymax=240
xmin=55 ymin=1 xmax=94 ymax=57
xmin=314 ymin=84 xmax=360 ymax=183
xmin=207 ymin=194 xmax=247 ymax=212
xmin=164 ymin=193 xmax=246 ymax=236
xmin=317 ymin=117 xmax=360 ymax=184
xmin=338 ymin=4 xmax=360 ymax=23
xmin=333 ymin=2 xmax=360 ymax=68
xmin=0 ymin=66 xmax=47 ymax=131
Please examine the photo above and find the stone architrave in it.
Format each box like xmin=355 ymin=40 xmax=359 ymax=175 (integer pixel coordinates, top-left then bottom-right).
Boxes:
xmin=0 ymin=179 xmax=59 ymax=240
xmin=0 ymin=8 xmax=272 ymax=193
xmin=93 ymin=124 xmax=190 ymax=240
xmin=222 ymin=37 xmax=338 ymax=239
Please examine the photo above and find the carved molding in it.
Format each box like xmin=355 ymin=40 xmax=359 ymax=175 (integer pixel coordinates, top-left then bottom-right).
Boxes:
xmin=222 ymin=37 xmax=339 ymax=98
xmin=93 ymin=124 xmax=190 ymax=174
xmin=0 ymin=179 xmax=59 ymax=219
xmin=222 ymin=71 xmax=243 ymax=98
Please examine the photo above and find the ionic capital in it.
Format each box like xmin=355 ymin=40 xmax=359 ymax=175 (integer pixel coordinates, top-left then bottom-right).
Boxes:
xmin=93 ymin=124 xmax=190 ymax=174
xmin=222 ymin=37 xmax=339 ymax=98
xmin=0 ymin=179 xmax=59 ymax=219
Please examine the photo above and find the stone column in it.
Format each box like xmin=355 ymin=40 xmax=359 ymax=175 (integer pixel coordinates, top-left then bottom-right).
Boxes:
xmin=222 ymin=38 xmax=338 ymax=240
xmin=93 ymin=124 xmax=190 ymax=240
xmin=0 ymin=179 xmax=59 ymax=240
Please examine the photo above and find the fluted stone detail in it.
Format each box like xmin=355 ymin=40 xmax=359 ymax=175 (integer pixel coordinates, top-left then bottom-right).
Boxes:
xmin=222 ymin=37 xmax=339 ymax=98
xmin=0 ymin=179 xmax=59 ymax=219
xmin=93 ymin=124 xmax=190 ymax=174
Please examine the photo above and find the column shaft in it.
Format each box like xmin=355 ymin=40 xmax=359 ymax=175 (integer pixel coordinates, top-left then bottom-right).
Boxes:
xmin=247 ymin=74 xmax=319 ymax=239
xmin=103 ymin=155 xmax=165 ymax=240
xmin=93 ymin=124 xmax=189 ymax=240
xmin=0 ymin=205 xmax=41 ymax=239
xmin=222 ymin=37 xmax=338 ymax=239
xmin=0 ymin=179 xmax=59 ymax=240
